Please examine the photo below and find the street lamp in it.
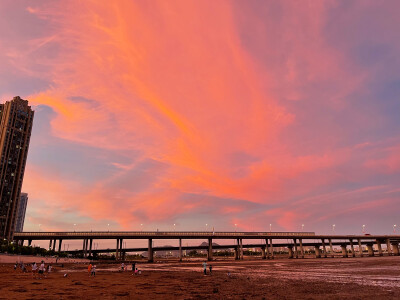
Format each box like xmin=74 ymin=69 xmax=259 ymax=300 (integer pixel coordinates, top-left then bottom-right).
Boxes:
xmin=270 ymin=224 xmax=272 ymax=232
xmin=332 ymin=224 xmax=335 ymax=233
xmin=140 ymin=224 xmax=143 ymax=231
xmin=362 ymin=225 xmax=366 ymax=234
xmin=206 ymin=224 xmax=208 ymax=232
xmin=393 ymin=224 xmax=397 ymax=233
xmin=107 ymin=223 xmax=110 ymax=232
xmin=302 ymin=224 xmax=304 ymax=232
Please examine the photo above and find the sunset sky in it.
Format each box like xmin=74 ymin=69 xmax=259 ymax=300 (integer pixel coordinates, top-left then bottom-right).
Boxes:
xmin=1 ymin=0 xmax=399 ymax=235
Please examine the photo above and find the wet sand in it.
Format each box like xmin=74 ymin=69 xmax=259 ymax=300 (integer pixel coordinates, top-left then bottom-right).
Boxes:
xmin=1 ymin=256 xmax=400 ymax=299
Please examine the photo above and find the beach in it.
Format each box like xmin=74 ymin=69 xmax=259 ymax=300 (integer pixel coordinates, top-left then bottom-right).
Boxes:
xmin=1 ymin=256 xmax=400 ymax=299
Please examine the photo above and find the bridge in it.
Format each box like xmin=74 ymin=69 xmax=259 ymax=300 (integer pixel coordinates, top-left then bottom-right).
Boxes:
xmin=13 ymin=231 xmax=400 ymax=262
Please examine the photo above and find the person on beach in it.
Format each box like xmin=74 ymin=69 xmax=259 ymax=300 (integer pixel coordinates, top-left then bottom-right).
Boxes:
xmin=132 ymin=262 xmax=136 ymax=272
xmin=209 ymin=265 xmax=212 ymax=275
xmin=91 ymin=265 xmax=96 ymax=277
xmin=202 ymin=261 xmax=207 ymax=275
xmin=47 ymin=264 xmax=52 ymax=274
xmin=38 ymin=261 xmax=45 ymax=279
xmin=32 ymin=262 xmax=38 ymax=279
xmin=88 ymin=263 xmax=92 ymax=276
xmin=121 ymin=262 xmax=125 ymax=271
xmin=14 ymin=263 xmax=17 ymax=270
xmin=135 ymin=268 xmax=138 ymax=275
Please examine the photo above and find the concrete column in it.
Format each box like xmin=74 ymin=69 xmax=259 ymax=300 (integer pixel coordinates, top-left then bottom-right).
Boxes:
xmin=321 ymin=239 xmax=327 ymax=258
xmin=367 ymin=244 xmax=374 ymax=257
xmin=49 ymin=239 xmax=53 ymax=250
xmin=329 ymin=239 xmax=334 ymax=257
xmin=341 ymin=245 xmax=348 ymax=258
xmin=358 ymin=239 xmax=363 ymax=257
xmin=376 ymin=240 xmax=383 ymax=256
xmin=265 ymin=239 xmax=270 ymax=259
xmin=115 ymin=239 xmax=119 ymax=260
xmin=53 ymin=239 xmax=57 ymax=251
xmin=261 ymin=246 xmax=266 ymax=259
xmin=88 ymin=239 xmax=93 ymax=257
xmin=234 ymin=247 xmax=239 ymax=260
xmin=58 ymin=239 xmax=63 ymax=253
xmin=349 ymin=240 xmax=355 ymax=257
xmin=315 ymin=246 xmax=321 ymax=258
xmin=391 ymin=243 xmax=399 ymax=256
xmin=148 ymin=239 xmax=153 ymax=263
xmin=208 ymin=238 xmax=213 ymax=261
xmin=269 ymin=238 xmax=274 ymax=259
xmin=293 ymin=239 xmax=298 ymax=258
xmin=179 ymin=239 xmax=183 ymax=262
xmin=239 ymin=239 xmax=243 ymax=260
xmin=28 ymin=240 xmax=32 ymax=247
xmin=386 ymin=239 xmax=392 ymax=256
xmin=288 ymin=246 xmax=294 ymax=259
xmin=299 ymin=239 xmax=304 ymax=258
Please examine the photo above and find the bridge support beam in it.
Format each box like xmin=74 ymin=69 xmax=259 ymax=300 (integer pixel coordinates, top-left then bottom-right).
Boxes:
xmin=49 ymin=239 xmax=53 ymax=250
xmin=265 ymin=239 xmax=270 ymax=259
xmin=234 ymin=246 xmax=239 ymax=260
xmin=288 ymin=246 xmax=294 ymax=259
xmin=367 ymin=244 xmax=374 ymax=257
xmin=269 ymin=238 xmax=274 ymax=259
xmin=299 ymin=239 xmax=304 ymax=258
xmin=321 ymin=239 xmax=327 ymax=258
xmin=208 ymin=238 xmax=213 ymax=261
xmin=148 ymin=239 xmax=153 ymax=263
xmin=391 ymin=243 xmax=399 ymax=256
xmin=386 ymin=239 xmax=392 ymax=256
xmin=179 ymin=239 xmax=182 ymax=262
xmin=315 ymin=246 xmax=321 ymax=258
xmin=88 ymin=239 xmax=92 ymax=257
xmin=58 ymin=239 xmax=63 ymax=253
xmin=293 ymin=239 xmax=298 ymax=258
xmin=358 ymin=239 xmax=363 ymax=257
xmin=261 ymin=246 xmax=266 ymax=259
xmin=376 ymin=240 xmax=383 ymax=256
xmin=341 ymin=245 xmax=348 ymax=258
xmin=115 ymin=239 xmax=119 ymax=260
xmin=329 ymin=239 xmax=334 ymax=258
xmin=239 ymin=239 xmax=243 ymax=260
xmin=349 ymin=240 xmax=355 ymax=257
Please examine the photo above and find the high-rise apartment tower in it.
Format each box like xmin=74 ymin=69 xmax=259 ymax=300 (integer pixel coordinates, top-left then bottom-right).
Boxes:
xmin=15 ymin=192 xmax=28 ymax=233
xmin=0 ymin=96 xmax=34 ymax=240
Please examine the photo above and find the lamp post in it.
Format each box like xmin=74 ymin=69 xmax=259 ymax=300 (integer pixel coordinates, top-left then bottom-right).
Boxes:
xmin=206 ymin=224 xmax=208 ymax=232
xmin=394 ymin=224 xmax=397 ymax=233
xmin=302 ymin=224 xmax=304 ymax=232
xmin=140 ymin=224 xmax=143 ymax=231
xmin=73 ymin=223 xmax=76 ymax=232
xmin=362 ymin=225 xmax=365 ymax=234
xmin=173 ymin=224 xmax=176 ymax=232
xmin=270 ymin=224 xmax=272 ymax=233
xmin=332 ymin=224 xmax=335 ymax=233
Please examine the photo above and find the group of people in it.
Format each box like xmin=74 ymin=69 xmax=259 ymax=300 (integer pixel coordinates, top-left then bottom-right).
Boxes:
xmin=87 ymin=263 xmax=97 ymax=277
xmin=14 ymin=261 xmax=51 ymax=279
xmin=202 ymin=261 xmax=212 ymax=275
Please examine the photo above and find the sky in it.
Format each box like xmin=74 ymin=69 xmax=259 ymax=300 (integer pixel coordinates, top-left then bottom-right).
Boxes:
xmin=1 ymin=0 xmax=399 ymax=236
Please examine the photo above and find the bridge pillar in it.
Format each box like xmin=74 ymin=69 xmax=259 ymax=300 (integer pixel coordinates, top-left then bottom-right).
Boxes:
xmin=315 ymin=246 xmax=321 ymax=258
xmin=386 ymin=239 xmax=392 ymax=256
xmin=269 ymin=238 xmax=274 ymax=259
xmin=239 ymin=239 xmax=243 ymax=260
xmin=208 ymin=238 xmax=213 ymax=261
xmin=376 ymin=240 xmax=383 ymax=256
xmin=367 ymin=244 xmax=374 ymax=257
xmin=288 ymin=246 xmax=294 ymax=258
xmin=321 ymin=239 xmax=327 ymax=258
xmin=58 ymin=239 xmax=63 ymax=253
xmin=329 ymin=239 xmax=334 ymax=258
xmin=28 ymin=239 xmax=32 ymax=247
xmin=115 ymin=239 xmax=119 ymax=260
xmin=348 ymin=240 xmax=355 ymax=257
xmin=265 ymin=239 xmax=270 ymax=259
xmin=148 ymin=239 xmax=154 ymax=263
xmin=341 ymin=245 xmax=348 ymax=258
xmin=299 ymin=239 xmax=304 ymax=258
xmin=391 ymin=243 xmax=399 ymax=256
xmin=234 ymin=246 xmax=239 ymax=260
xmin=358 ymin=239 xmax=363 ymax=257
xmin=49 ymin=239 xmax=53 ymax=250
xmin=261 ymin=246 xmax=266 ymax=259
xmin=88 ymin=239 xmax=93 ymax=257
xmin=119 ymin=239 xmax=123 ymax=260
xmin=293 ymin=239 xmax=298 ymax=258
xmin=179 ymin=239 xmax=183 ymax=262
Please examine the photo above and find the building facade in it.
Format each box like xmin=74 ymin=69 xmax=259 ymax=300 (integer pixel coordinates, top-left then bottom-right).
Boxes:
xmin=15 ymin=192 xmax=28 ymax=233
xmin=0 ymin=97 xmax=34 ymax=240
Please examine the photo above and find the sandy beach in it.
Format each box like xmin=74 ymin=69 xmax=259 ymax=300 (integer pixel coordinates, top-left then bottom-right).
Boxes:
xmin=1 ymin=256 xmax=400 ymax=299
